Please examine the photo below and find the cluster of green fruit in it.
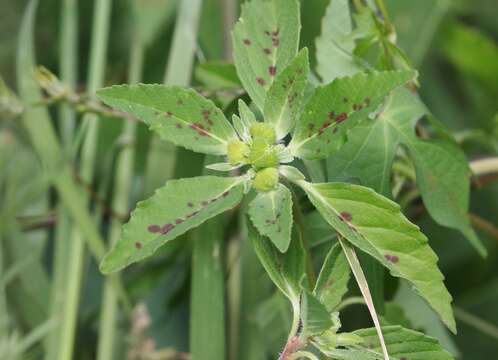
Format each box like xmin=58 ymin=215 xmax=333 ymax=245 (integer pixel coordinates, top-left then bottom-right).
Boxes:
xmin=227 ymin=123 xmax=281 ymax=192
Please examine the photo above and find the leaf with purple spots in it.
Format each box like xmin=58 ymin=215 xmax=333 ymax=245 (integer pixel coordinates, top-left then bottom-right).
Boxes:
xmin=353 ymin=326 xmax=454 ymax=360
xmin=264 ymin=48 xmax=309 ymax=140
xmin=232 ymin=0 xmax=300 ymax=111
xmin=298 ymin=181 xmax=456 ymax=333
xmin=289 ymin=70 xmax=417 ymax=160
xmin=248 ymin=183 xmax=293 ymax=252
xmin=326 ymin=88 xmax=486 ymax=256
xmin=97 ymin=84 xmax=238 ymax=155
xmin=100 ymin=176 xmax=246 ymax=273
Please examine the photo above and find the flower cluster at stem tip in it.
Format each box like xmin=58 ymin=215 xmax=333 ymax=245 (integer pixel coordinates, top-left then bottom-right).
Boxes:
xmin=227 ymin=122 xmax=281 ymax=193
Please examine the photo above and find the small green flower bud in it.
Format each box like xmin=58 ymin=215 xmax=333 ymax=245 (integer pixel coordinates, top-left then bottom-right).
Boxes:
xmin=253 ymin=167 xmax=279 ymax=192
xmin=248 ymin=138 xmax=279 ymax=169
xmin=250 ymin=123 xmax=276 ymax=144
xmin=227 ymin=140 xmax=249 ymax=165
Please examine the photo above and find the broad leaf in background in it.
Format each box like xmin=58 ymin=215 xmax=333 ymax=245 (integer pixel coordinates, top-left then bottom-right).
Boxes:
xmin=97 ymin=84 xmax=238 ymax=155
xmin=264 ymin=48 xmax=309 ymax=140
xmin=232 ymin=0 xmax=300 ymax=111
xmin=313 ymin=243 xmax=351 ymax=312
xmin=327 ymin=88 xmax=486 ymax=256
xmin=301 ymin=289 xmax=333 ymax=337
xmin=299 ymin=181 xmax=456 ymax=333
xmin=315 ymin=0 xmax=363 ymax=82
xmin=289 ymin=70 xmax=416 ymax=160
xmin=248 ymin=184 xmax=293 ymax=252
xmin=248 ymin=219 xmax=305 ymax=304
xmin=353 ymin=326 xmax=454 ymax=360
xmin=101 ymin=176 xmax=245 ymax=273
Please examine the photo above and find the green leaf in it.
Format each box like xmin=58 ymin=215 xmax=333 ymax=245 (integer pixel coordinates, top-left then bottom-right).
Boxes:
xmin=264 ymin=48 xmax=310 ymax=139
xmin=353 ymin=325 xmax=454 ymax=360
xmin=248 ymin=217 xmax=305 ymax=303
xmin=232 ymin=0 xmax=300 ymax=111
xmin=248 ymin=184 xmax=293 ymax=252
xmin=301 ymin=289 xmax=333 ymax=336
xmin=327 ymin=88 xmax=486 ymax=255
xmin=313 ymin=243 xmax=351 ymax=312
xmin=289 ymin=70 xmax=416 ymax=160
xmin=100 ymin=176 xmax=245 ymax=273
xmin=195 ymin=62 xmax=242 ymax=89
xmin=97 ymin=84 xmax=238 ymax=155
xmin=393 ymin=281 xmax=460 ymax=357
xmin=315 ymin=0 xmax=363 ymax=82
xmin=299 ymin=181 xmax=456 ymax=333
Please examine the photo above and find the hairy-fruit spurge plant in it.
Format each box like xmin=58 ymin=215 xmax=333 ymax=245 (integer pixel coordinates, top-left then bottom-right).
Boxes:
xmin=92 ymin=0 xmax=486 ymax=359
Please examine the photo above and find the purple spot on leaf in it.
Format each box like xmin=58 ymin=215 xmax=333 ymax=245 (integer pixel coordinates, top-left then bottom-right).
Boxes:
xmin=340 ymin=212 xmax=352 ymax=222
xmin=335 ymin=113 xmax=348 ymax=123
xmin=385 ymin=254 xmax=399 ymax=264
xmin=161 ymin=223 xmax=174 ymax=235
xmin=148 ymin=224 xmax=161 ymax=233
xmin=135 ymin=242 xmax=143 ymax=249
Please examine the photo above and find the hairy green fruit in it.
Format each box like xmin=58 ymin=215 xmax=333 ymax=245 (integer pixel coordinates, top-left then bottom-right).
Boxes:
xmin=248 ymin=138 xmax=279 ymax=169
xmin=250 ymin=123 xmax=276 ymax=144
xmin=227 ymin=140 xmax=249 ymax=165
xmin=253 ymin=167 xmax=279 ymax=192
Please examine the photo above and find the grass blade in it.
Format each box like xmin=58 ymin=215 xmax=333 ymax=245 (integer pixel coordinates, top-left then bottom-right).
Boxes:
xmin=338 ymin=237 xmax=389 ymax=360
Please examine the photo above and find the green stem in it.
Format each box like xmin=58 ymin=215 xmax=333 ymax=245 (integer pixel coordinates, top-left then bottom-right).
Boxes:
xmin=454 ymin=306 xmax=498 ymax=341
xmin=46 ymin=0 xmax=78 ymax=357
xmin=290 ymin=187 xmax=316 ymax=288
xmin=164 ymin=0 xmax=203 ymax=86
xmin=58 ymin=0 xmax=77 ymax=146
xmin=96 ymin=27 xmax=144 ymax=360
xmin=58 ymin=0 xmax=112 ymax=359
xmin=0 ymin=234 xmax=8 ymax=337
xmin=373 ymin=0 xmax=395 ymax=36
